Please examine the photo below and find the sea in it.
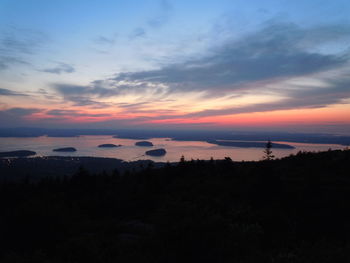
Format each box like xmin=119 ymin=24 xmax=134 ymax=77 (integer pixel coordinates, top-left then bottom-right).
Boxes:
xmin=0 ymin=135 xmax=347 ymax=162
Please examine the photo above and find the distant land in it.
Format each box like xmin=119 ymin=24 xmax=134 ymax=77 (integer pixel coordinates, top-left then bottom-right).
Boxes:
xmin=146 ymin=148 xmax=167 ymax=156
xmin=135 ymin=141 xmax=154 ymax=146
xmin=98 ymin=144 xmax=121 ymax=148
xmin=53 ymin=147 xmax=77 ymax=152
xmin=207 ymin=140 xmax=295 ymax=149
xmin=0 ymin=127 xmax=350 ymax=145
xmin=0 ymin=150 xmax=36 ymax=158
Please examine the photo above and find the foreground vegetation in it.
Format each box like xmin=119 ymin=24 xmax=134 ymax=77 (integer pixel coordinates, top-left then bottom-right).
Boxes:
xmin=0 ymin=149 xmax=350 ymax=262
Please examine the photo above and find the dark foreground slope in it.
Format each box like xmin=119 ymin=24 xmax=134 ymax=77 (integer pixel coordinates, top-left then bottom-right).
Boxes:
xmin=0 ymin=156 xmax=162 ymax=181
xmin=0 ymin=149 xmax=349 ymax=262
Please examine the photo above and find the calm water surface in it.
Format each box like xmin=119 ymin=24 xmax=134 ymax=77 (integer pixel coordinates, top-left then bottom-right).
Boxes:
xmin=0 ymin=136 xmax=346 ymax=162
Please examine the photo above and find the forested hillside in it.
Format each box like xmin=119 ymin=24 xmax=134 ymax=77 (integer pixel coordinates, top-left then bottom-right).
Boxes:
xmin=0 ymin=149 xmax=349 ymax=262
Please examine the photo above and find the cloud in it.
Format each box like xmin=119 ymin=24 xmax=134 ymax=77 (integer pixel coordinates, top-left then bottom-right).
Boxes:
xmin=129 ymin=27 xmax=146 ymax=39
xmin=3 ymin=108 xmax=40 ymax=115
xmin=0 ymin=107 xmax=42 ymax=127
xmin=41 ymin=63 xmax=75 ymax=74
xmin=54 ymin=83 xmax=119 ymax=97
xmin=0 ymin=26 xmax=47 ymax=71
xmin=0 ymin=56 xmax=29 ymax=71
xmin=53 ymin=22 xmax=350 ymax=121
xmin=94 ymin=35 xmax=117 ymax=45
xmin=36 ymin=88 xmax=57 ymax=100
xmin=115 ymin=22 xmax=350 ymax=94
xmin=53 ymin=80 xmax=164 ymax=107
xmin=147 ymin=0 xmax=173 ymax=28
xmin=0 ymin=88 xmax=28 ymax=96
xmin=0 ymin=107 xmax=110 ymax=127
xmin=46 ymin=109 xmax=108 ymax=117
xmin=53 ymin=83 xmax=119 ymax=107
xmin=145 ymin=70 xmax=350 ymax=120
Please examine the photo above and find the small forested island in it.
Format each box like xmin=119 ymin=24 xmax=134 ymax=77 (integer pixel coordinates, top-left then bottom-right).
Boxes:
xmin=0 ymin=150 xmax=36 ymax=158
xmin=52 ymin=147 xmax=77 ymax=152
xmin=98 ymin=144 xmax=121 ymax=148
xmin=135 ymin=141 xmax=153 ymax=146
xmin=207 ymin=139 xmax=295 ymax=149
xmin=145 ymin=148 xmax=167 ymax=156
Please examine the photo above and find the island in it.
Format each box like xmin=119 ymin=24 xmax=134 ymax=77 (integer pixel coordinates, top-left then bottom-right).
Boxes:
xmin=98 ymin=144 xmax=121 ymax=148
xmin=145 ymin=148 xmax=166 ymax=156
xmin=0 ymin=150 xmax=36 ymax=158
xmin=135 ymin=141 xmax=153 ymax=147
xmin=206 ymin=140 xmax=295 ymax=149
xmin=53 ymin=147 xmax=77 ymax=152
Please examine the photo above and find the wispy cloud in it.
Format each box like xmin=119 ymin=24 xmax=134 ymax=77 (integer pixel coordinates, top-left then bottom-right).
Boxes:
xmin=94 ymin=35 xmax=117 ymax=45
xmin=0 ymin=107 xmax=42 ymax=127
xmin=54 ymin=83 xmax=119 ymax=97
xmin=46 ymin=109 xmax=109 ymax=117
xmin=129 ymin=27 xmax=147 ymax=39
xmin=41 ymin=63 xmax=75 ymax=74
xmin=52 ymin=80 xmax=166 ymax=107
xmin=0 ymin=88 xmax=28 ymax=96
xmin=115 ymin=22 xmax=350 ymax=93
xmin=0 ymin=56 xmax=29 ymax=71
xmin=51 ymin=21 xmax=350 ymax=122
xmin=147 ymin=0 xmax=173 ymax=28
xmin=0 ymin=26 xmax=47 ymax=71
xmin=53 ymin=83 xmax=118 ymax=107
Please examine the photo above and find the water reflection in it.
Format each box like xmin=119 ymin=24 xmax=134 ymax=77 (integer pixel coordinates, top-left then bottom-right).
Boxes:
xmin=0 ymin=135 xmax=346 ymax=162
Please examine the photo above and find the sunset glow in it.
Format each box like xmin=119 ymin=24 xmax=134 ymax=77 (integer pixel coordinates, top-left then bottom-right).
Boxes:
xmin=1 ymin=0 xmax=350 ymax=134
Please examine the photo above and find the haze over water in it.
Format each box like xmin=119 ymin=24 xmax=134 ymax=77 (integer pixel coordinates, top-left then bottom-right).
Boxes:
xmin=0 ymin=136 xmax=345 ymax=162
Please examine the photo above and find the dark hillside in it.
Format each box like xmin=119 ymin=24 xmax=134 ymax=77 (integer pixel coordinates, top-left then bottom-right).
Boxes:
xmin=0 ymin=149 xmax=349 ymax=262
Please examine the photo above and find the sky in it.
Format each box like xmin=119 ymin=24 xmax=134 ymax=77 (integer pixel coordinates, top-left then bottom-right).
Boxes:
xmin=0 ymin=0 xmax=350 ymax=134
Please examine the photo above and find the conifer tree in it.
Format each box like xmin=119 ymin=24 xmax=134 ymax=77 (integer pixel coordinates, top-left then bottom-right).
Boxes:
xmin=263 ymin=139 xmax=275 ymax=160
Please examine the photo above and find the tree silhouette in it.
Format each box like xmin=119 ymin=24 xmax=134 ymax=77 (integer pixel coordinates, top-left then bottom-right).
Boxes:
xmin=263 ymin=139 xmax=275 ymax=160
xmin=180 ymin=155 xmax=185 ymax=163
